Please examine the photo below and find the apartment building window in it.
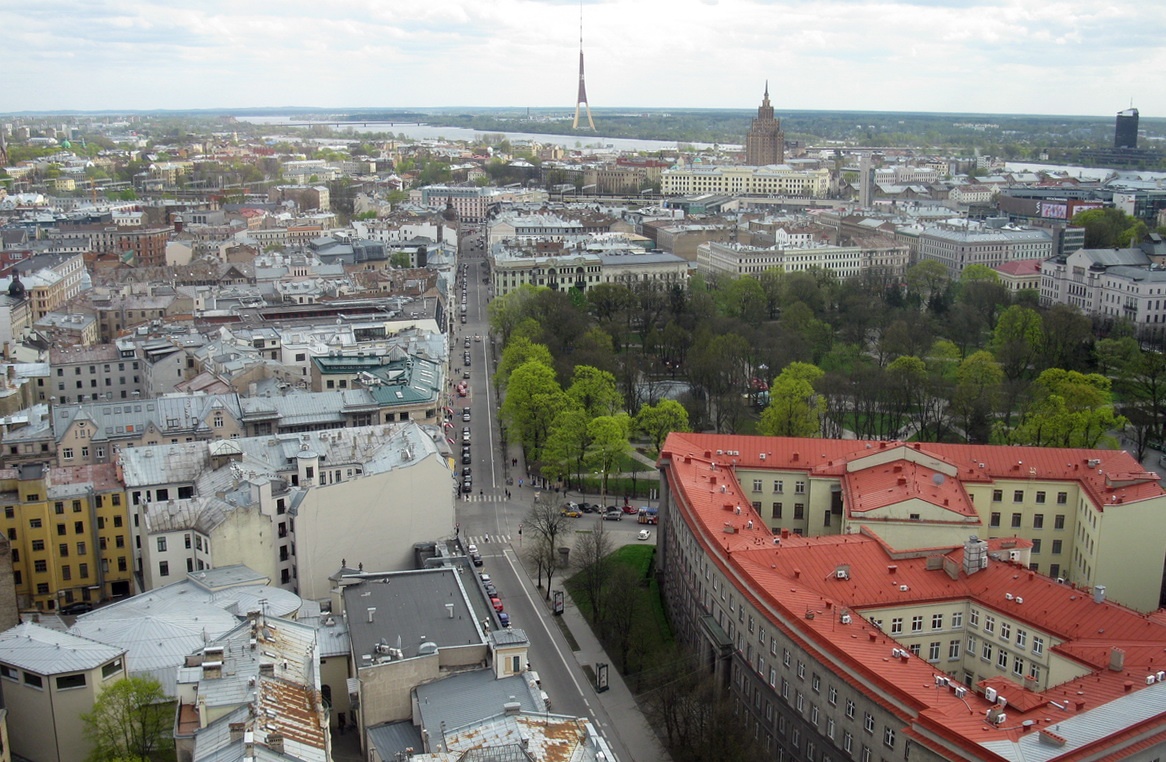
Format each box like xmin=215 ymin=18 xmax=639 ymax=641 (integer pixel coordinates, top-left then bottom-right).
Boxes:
xmin=845 ymin=698 xmax=855 ymax=719
xmin=1011 ymin=513 xmax=1022 ymax=528
xmin=1029 ymin=664 xmax=1041 ymax=682
xmin=753 ymin=480 xmax=762 ymax=492
xmin=949 ymin=639 xmax=961 ymax=659
xmin=932 ymin=613 xmax=944 ymax=630
xmin=61 ymin=565 xmax=71 ymax=580
xmin=990 ymin=512 xmax=1000 ymax=527
xmin=74 ymin=521 xmax=83 ymax=534
xmin=1054 ymin=514 xmax=1066 ymax=529
xmin=928 ymin=642 xmax=941 ymax=661
xmin=31 ymin=540 xmax=44 ymax=551
xmin=843 ymin=732 xmax=853 ymax=753
xmin=909 ymin=643 xmax=921 ymax=655
xmin=34 ymin=560 xmax=47 ymax=573
xmin=828 ymin=685 xmax=837 ymax=705
xmin=54 ymin=502 xmax=64 ymax=514
xmin=863 ymin=712 xmax=874 ymax=734
xmin=1050 ymin=563 xmax=1061 ymax=579
xmin=984 ymin=615 xmax=995 ymax=634
xmin=982 ymin=642 xmax=993 ymax=661
xmin=997 ymin=649 xmax=1009 ymax=670
xmin=912 ymin=616 xmax=923 ymax=632
xmin=1033 ymin=513 xmax=1044 ymax=528
xmin=1035 ymin=491 xmax=1046 ymax=504
xmin=891 ymin=617 xmax=903 ymax=634
xmin=1032 ymin=539 xmax=1042 ymax=553
xmin=1033 ymin=636 xmax=1045 ymax=655
xmin=159 ymin=561 xmax=169 ymax=577
xmin=827 ymin=717 xmax=836 ymax=740
xmin=797 ymin=661 xmax=805 ymax=679
xmin=884 ymin=727 xmax=896 ymax=748
xmin=970 ymin=609 xmax=980 ymax=627
xmin=1051 ymin=539 xmax=1062 ymax=554
xmin=1056 ymin=492 xmax=1068 ymax=505
xmin=1000 ymin=622 xmax=1011 ymax=640
xmin=773 ymin=480 xmax=783 ymax=493
xmin=1013 ymin=490 xmax=1024 ymax=502
xmin=157 ymin=537 xmax=166 ymax=552
xmin=812 ymin=672 xmax=820 ymax=692
xmin=78 ymin=563 xmax=87 ymax=578
xmin=57 ymin=543 xmax=66 ymax=556
xmin=794 ymin=503 xmax=804 ymax=520
xmin=795 ymin=481 xmax=805 ymax=494
xmin=992 ymin=490 xmax=1003 ymax=502
xmin=56 ymin=524 xmax=66 ymax=536
xmin=771 ymin=503 xmax=782 ymax=519
xmin=29 ymin=519 xmax=41 ymax=528
xmin=1013 ymin=656 xmax=1025 ymax=677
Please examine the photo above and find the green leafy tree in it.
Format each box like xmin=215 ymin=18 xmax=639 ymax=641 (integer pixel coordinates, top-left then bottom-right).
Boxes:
xmin=495 ymin=336 xmax=554 ymax=390
xmin=905 ymin=260 xmax=950 ymax=308
xmin=991 ymin=305 xmax=1045 ymax=381
xmin=952 ymin=351 xmax=1003 ymax=443
xmin=1071 ymin=208 xmax=1147 ymax=248
xmin=635 ymin=399 xmax=690 ymax=452
xmin=566 ymin=365 xmax=623 ymax=418
xmin=389 ymin=251 xmax=411 ymax=268
xmin=1007 ymin=369 xmax=1125 ymax=448
xmin=541 ymin=407 xmax=592 ymax=489
xmin=758 ymin=362 xmax=824 ymax=437
xmin=500 ymin=361 xmax=568 ymax=461
xmin=82 ymin=676 xmax=173 ymax=762
xmin=586 ymin=414 xmax=632 ymax=504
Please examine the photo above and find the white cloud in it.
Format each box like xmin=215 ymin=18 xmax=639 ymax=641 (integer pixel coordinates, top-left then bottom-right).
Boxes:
xmin=2 ymin=0 xmax=1163 ymax=116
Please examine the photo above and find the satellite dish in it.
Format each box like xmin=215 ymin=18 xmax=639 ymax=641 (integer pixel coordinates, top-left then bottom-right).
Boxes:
xmin=932 ymin=473 xmax=946 ymax=486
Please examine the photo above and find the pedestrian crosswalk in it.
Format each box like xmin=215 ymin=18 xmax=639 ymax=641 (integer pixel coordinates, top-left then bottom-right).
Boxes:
xmin=463 ymin=534 xmax=512 ymax=546
xmin=460 ymin=494 xmax=508 ymax=503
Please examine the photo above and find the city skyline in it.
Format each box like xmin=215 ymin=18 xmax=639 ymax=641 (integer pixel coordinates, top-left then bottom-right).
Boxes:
xmin=3 ymin=0 xmax=1164 ymax=118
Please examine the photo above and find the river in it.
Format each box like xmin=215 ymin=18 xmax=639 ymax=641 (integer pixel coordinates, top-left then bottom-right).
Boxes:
xmin=235 ymin=115 xmax=735 ymax=154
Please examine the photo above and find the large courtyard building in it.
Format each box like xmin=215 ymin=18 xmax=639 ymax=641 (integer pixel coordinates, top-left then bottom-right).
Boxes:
xmin=915 ymin=226 xmax=1053 ymax=278
xmin=661 ymin=165 xmax=830 ymax=199
xmin=658 ymin=433 xmax=1166 ymax=761
xmin=696 ymin=239 xmax=909 ymax=280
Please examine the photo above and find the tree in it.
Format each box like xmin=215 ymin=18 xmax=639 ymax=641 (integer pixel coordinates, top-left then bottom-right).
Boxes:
xmin=572 ymin=520 xmax=614 ymax=624
xmin=952 ymin=351 xmax=1003 ymax=443
xmin=991 ymin=305 xmax=1045 ymax=381
xmin=566 ymin=365 xmax=623 ymax=418
xmin=500 ymin=361 xmax=569 ymax=461
xmin=905 ymin=260 xmax=950 ymax=309
xmin=82 ymin=675 xmax=173 ymax=761
xmin=642 ymin=667 xmax=769 ymax=762
xmin=586 ymin=414 xmax=632 ymax=504
xmin=758 ymin=362 xmax=824 ymax=437
xmin=541 ymin=407 xmax=592 ymax=489
xmin=495 ymin=336 xmax=554 ymax=390
xmin=1007 ymin=369 xmax=1125 ymax=448
xmin=1071 ymin=207 xmax=1147 ymax=248
xmin=523 ymin=492 xmax=571 ymax=599
xmin=389 ymin=251 xmax=411 ymax=268
xmin=635 ymin=399 xmax=690 ymax=452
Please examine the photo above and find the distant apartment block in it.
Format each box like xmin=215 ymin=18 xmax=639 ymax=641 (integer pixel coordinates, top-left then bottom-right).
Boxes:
xmin=661 ymin=165 xmax=830 ymax=198
xmin=916 ymin=226 xmax=1053 ymax=278
xmin=490 ymin=248 xmax=688 ymax=298
xmin=696 ymin=239 xmax=909 ymax=279
xmin=1040 ymin=247 xmax=1166 ymax=334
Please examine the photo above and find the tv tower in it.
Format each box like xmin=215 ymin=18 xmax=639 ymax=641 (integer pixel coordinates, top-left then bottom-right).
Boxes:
xmin=572 ymin=0 xmax=595 ymax=131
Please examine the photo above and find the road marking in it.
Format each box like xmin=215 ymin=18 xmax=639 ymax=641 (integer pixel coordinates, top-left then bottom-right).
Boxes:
xmin=502 ymin=548 xmax=588 ymax=701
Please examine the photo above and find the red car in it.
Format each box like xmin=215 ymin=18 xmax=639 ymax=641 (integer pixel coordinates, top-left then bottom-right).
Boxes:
xmin=622 ymin=504 xmax=638 ymax=515
xmin=490 ymin=596 xmax=504 ymax=612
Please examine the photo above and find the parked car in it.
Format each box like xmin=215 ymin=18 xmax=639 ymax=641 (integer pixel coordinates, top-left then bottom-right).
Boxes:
xmin=498 ymin=611 xmax=511 ymax=627
xmin=60 ymin=601 xmax=93 ymax=615
xmin=622 ymin=504 xmax=638 ymax=514
xmin=471 ymin=552 xmax=483 ymax=567
xmin=463 ymin=369 xmax=471 ymax=379
xmin=490 ymin=596 xmax=504 ymax=612
xmin=462 ymin=452 xmax=472 ymax=465
xmin=604 ymin=510 xmax=622 ymax=521
xmin=468 ymin=545 xmax=479 ymax=555
xmin=484 ymin=583 xmax=497 ymax=596
xmin=462 ymin=429 xmax=471 ymax=443
xmin=462 ymin=480 xmax=473 ymax=494
xmin=638 ymin=529 xmax=651 ymax=541
xmin=560 ymin=508 xmax=581 ymax=518
xmin=462 ymin=407 xmax=471 ymax=422
xmin=461 ymin=467 xmax=472 ymax=478
xmin=464 ymin=338 xmax=471 ymax=348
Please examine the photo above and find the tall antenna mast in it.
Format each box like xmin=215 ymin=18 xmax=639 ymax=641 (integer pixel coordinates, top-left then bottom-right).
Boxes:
xmin=572 ymin=0 xmax=596 ymax=131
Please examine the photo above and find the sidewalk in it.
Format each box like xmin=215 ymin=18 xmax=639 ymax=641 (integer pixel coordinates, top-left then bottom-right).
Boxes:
xmin=557 ymin=588 xmax=672 ymax=762
xmin=504 ymin=411 xmax=669 ymax=762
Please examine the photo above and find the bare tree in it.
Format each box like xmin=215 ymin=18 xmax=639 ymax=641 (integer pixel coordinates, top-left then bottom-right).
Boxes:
xmin=523 ymin=492 xmax=570 ymax=600
xmin=573 ymin=519 xmax=614 ymax=624
xmin=642 ymin=667 xmax=769 ymax=762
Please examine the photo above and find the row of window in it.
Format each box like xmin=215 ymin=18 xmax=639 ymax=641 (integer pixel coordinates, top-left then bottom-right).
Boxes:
xmin=989 ymin=511 xmax=1067 ymax=529
xmin=56 ymin=362 xmax=139 ymax=375
xmin=751 ymin=479 xmax=807 ymax=495
xmin=991 ymin=489 xmax=1068 ymax=504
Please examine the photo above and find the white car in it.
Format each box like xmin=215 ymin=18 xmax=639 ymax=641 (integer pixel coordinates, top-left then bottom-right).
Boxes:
xmin=468 ymin=544 xmax=478 ymax=554
xmin=637 ymin=529 xmax=651 ymax=541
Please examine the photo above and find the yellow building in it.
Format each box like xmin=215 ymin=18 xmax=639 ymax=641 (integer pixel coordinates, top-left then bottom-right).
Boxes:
xmin=661 ymin=164 xmax=830 ymax=198
xmin=0 ymin=463 xmax=133 ymax=611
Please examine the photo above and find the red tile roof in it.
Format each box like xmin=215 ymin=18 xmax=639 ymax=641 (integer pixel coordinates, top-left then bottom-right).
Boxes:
xmin=661 ymin=433 xmax=1166 ymax=760
xmin=994 ymin=258 xmax=1043 ymax=277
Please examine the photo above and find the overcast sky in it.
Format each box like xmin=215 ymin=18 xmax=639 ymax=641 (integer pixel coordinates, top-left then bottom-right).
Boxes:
xmin=5 ymin=0 xmax=1162 ymax=117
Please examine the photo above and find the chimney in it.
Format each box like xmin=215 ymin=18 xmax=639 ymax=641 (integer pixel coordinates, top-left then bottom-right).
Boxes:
xmin=445 ymin=603 xmax=455 ymax=619
xmin=1093 ymin=585 xmax=1107 ymax=604
xmin=962 ymin=536 xmax=988 ymax=577
xmin=1110 ymin=647 xmax=1125 ymax=672
xmin=367 ymin=607 xmax=376 ymax=623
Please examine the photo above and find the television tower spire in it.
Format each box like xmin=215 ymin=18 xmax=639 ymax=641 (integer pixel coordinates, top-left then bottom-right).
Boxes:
xmin=572 ymin=0 xmax=595 ymax=131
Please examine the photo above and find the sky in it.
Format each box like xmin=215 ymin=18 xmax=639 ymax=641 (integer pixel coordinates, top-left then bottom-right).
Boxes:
xmin=4 ymin=0 xmax=1164 ymax=117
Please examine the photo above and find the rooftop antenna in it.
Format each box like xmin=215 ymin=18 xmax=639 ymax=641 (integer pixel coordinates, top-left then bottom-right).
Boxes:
xmin=572 ymin=0 xmax=596 ymax=131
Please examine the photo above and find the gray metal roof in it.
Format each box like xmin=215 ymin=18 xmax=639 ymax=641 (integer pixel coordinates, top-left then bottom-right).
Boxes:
xmin=416 ymin=671 xmax=542 ymax=736
xmin=343 ymin=568 xmax=483 ymax=664
xmin=0 ymin=621 xmax=125 ymax=675
xmin=368 ymin=721 xmax=424 ymax=760
xmin=978 ymin=679 xmax=1166 ymax=761
xmin=70 ymin=606 xmax=238 ymax=696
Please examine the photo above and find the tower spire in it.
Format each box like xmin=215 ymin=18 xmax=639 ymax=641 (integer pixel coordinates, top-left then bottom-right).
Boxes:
xmin=572 ymin=0 xmax=595 ymax=131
